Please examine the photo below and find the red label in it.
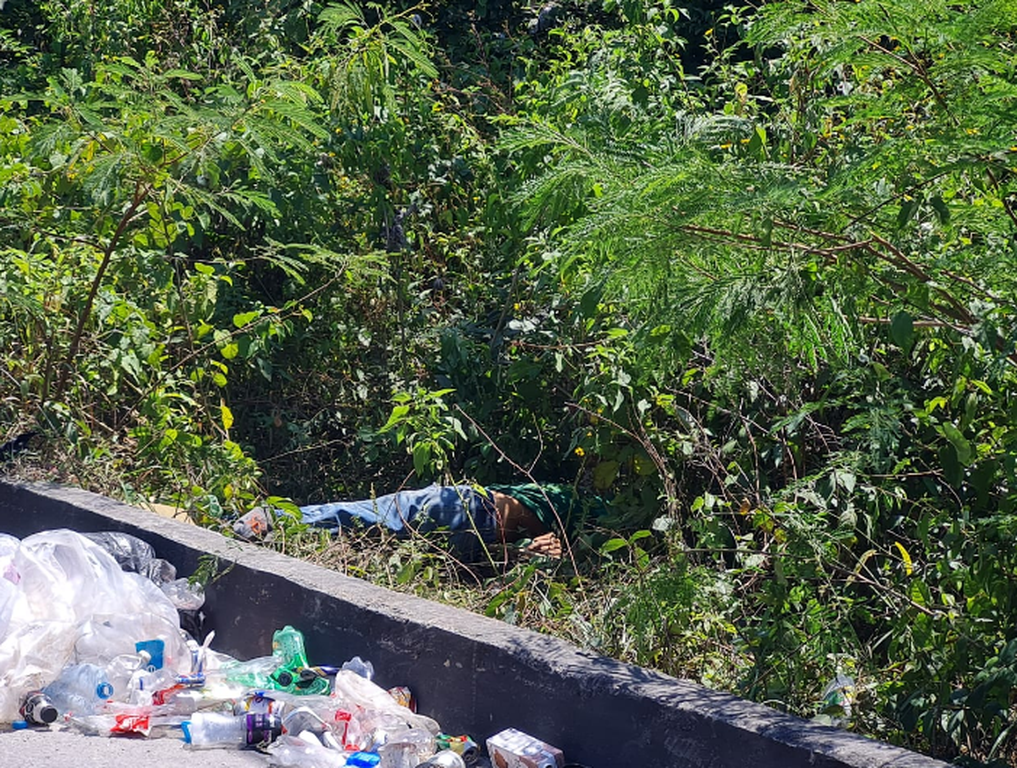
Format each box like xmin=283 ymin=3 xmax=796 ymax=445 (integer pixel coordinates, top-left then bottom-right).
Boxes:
xmin=112 ymin=714 xmax=151 ymax=735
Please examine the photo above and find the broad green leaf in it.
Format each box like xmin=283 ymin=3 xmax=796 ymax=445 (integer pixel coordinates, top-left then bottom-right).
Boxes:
xmin=890 ymin=311 xmax=914 ymax=350
xmin=412 ymin=442 xmax=431 ymax=476
xmin=600 ymin=537 xmax=628 ymax=554
xmin=379 ymin=404 xmax=410 ymax=432
xmin=942 ymin=423 xmax=973 ymax=465
xmin=233 ymin=310 xmax=262 ymax=328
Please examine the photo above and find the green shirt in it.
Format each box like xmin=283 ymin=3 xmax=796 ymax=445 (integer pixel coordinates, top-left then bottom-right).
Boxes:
xmin=486 ymin=483 xmax=607 ymax=534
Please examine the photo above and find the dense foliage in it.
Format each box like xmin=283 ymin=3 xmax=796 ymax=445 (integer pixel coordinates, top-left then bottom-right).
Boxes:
xmin=2 ymin=1 xmax=1016 ymax=762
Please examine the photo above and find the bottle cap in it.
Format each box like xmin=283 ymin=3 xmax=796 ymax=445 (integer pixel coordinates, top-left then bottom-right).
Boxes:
xmin=180 ymin=721 xmax=192 ymax=744
xmin=96 ymin=682 xmax=114 ymax=699
xmin=11 ymin=720 xmax=29 ymax=730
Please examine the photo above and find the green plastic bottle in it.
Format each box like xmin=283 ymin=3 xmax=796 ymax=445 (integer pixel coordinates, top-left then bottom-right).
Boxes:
xmin=269 ymin=626 xmax=330 ymax=695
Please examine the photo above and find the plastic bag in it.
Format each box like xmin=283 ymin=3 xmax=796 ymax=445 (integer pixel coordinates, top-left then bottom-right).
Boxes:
xmin=82 ymin=531 xmax=177 ymax=583
xmin=160 ymin=578 xmax=205 ymax=611
xmin=0 ymin=529 xmax=193 ymax=722
xmin=0 ymin=533 xmax=21 ymax=644
xmin=331 ymin=670 xmax=440 ymax=735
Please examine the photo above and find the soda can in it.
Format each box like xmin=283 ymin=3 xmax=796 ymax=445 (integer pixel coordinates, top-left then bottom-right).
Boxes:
xmin=438 ymin=734 xmax=480 ymax=764
xmin=486 ymin=727 xmax=564 ymax=768
xmin=19 ymin=691 xmax=58 ymax=726
xmin=416 ymin=750 xmax=466 ymax=768
xmin=388 ymin=685 xmax=416 ymax=712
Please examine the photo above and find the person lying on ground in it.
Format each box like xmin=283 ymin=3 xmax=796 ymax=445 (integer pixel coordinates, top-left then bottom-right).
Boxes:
xmin=233 ymin=482 xmax=607 ymax=560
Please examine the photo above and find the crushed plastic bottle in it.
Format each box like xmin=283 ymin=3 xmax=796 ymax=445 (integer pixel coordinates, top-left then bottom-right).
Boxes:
xmin=65 ymin=711 xmax=184 ymax=738
xmin=265 ymin=734 xmax=347 ymax=768
xmin=376 ymin=726 xmax=436 ymax=768
xmin=43 ymin=663 xmax=114 ymax=717
xmin=222 ymin=654 xmax=281 ymax=689
xmin=817 ymin=673 xmax=855 ymax=727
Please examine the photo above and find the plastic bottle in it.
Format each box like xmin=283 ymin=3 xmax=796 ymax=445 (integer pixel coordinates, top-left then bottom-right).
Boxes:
xmin=272 ymin=626 xmax=311 ymax=671
xmin=818 ymin=673 xmax=855 ymax=727
xmin=65 ymin=712 xmax=183 ymax=738
xmin=43 ymin=663 xmax=114 ymax=716
xmin=377 ymin=727 xmax=436 ymax=768
xmin=265 ymin=734 xmax=347 ymax=768
xmin=268 ymin=626 xmax=330 ymax=695
xmin=416 ymin=751 xmax=467 ymax=768
xmin=341 ymin=656 xmax=375 ymax=681
xmin=181 ymin=711 xmax=282 ymax=749
xmin=221 ymin=655 xmax=280 ymax=689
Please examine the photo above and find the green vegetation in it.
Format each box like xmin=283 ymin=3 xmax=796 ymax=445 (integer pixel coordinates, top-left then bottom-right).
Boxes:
xmin=2 ymin=1 xmax=1016 ymax=762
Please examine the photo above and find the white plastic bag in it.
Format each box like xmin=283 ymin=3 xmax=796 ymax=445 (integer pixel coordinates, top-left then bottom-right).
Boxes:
xmin=0 ymin=529 xmax=192 ymax=722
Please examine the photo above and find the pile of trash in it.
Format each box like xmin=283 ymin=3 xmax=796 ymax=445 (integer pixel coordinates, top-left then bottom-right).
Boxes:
xmin=0 ymin=529 xmax=573 ymax=768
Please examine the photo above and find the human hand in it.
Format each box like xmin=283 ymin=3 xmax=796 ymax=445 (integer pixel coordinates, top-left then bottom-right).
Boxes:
xmin=524 ymin=532 xmax=563 ymax=559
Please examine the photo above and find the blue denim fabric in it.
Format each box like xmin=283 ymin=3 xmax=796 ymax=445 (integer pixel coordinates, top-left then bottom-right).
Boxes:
xmin=298 ymin=484 xmax=498 ymax=555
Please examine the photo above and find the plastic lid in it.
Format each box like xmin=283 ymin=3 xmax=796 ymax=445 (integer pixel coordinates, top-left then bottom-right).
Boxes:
xmin=180 ymin=721 xmax=192 ymax=744
xmin=96 ymin=682 xmax=113 ymax=700
xmin=12 ymin=720 xmax=29 ymax=730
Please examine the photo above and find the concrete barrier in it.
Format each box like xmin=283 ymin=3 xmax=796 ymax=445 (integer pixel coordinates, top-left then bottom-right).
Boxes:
xmin=0 ymin=480 xmax=947 ymax=768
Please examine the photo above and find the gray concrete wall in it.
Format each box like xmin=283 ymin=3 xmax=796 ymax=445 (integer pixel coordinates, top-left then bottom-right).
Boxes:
xmin=0 ymin=480 xmax=948 ymax=768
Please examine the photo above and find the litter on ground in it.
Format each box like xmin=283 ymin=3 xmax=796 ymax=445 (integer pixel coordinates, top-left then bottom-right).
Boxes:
xmin=0 ymin=528 xmax=576 ymax=768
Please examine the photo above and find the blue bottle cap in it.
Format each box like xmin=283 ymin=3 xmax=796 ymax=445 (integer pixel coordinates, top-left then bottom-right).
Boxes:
xmin=180 ymin=721 xmax=192 ymax=744
xmin=345 ymin=752 xmax=381 ymax=768
xmin=12 ymin=720 xmax=29 ymax=730
xmin=96 ymin=682 xmax=113 ymax=699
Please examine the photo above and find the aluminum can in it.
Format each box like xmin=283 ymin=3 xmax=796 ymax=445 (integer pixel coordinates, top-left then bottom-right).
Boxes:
xmin=388 ymin=685 xmax=416 ymax=712
xmin=437 ymin=734 xmax=480 ymax=764
xmin=20 ymin=691 xmax=58 ymax=726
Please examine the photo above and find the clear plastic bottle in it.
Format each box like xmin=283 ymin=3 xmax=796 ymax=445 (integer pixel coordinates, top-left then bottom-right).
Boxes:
xmin=416 ymin=751 xmax=467 ymax=768
xmin=266 ymin=734 xmax=347 ymax=768
xmin=377 ymin=727 xmax=436 ymax=768
xmin=43 ymin=663 xmax=114 ymax=716
xmin=181 ymin=711 xmax=282 ymax=749
xmin=341 ymin=656 xmax=375 ymax=681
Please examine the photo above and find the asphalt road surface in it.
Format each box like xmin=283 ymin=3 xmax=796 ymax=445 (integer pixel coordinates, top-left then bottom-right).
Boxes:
xmin=1 ymin=725 xmax=268 ymax=768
